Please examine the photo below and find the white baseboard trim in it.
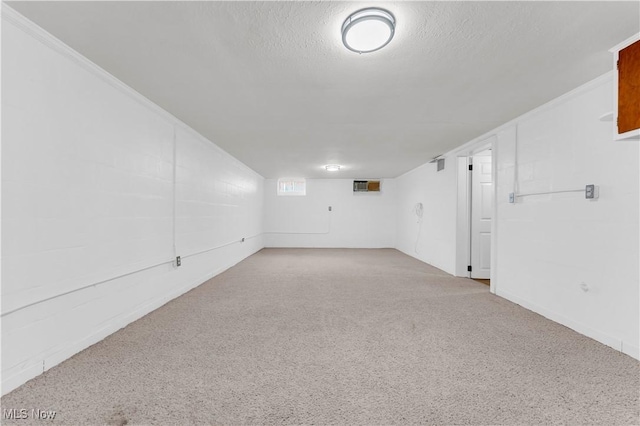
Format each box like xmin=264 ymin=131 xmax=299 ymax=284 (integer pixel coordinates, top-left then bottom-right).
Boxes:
xmin=1 ymin=364 xmax=44 ymax=397
xmin=1 ymin=244 xmax=263 ymax=396
xmin=394 ymin=247 xmax=456 ymax=277
xmin=497 ymin=289 xmax=639 ymax=361
xmin=621 ymin=342 xmax=640 ymax=360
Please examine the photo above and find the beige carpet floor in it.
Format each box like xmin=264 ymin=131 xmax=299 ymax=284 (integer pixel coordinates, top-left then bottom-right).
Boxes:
xmin=2 ymin=248 xmax=639 ymax=425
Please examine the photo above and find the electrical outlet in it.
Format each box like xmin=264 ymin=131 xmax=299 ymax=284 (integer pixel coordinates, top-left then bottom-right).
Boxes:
xmin=508 ymin=193 xmax=515 ymax=203
xmin=175 ymin=256 xmax=181 ymax=267
xmin=585 ymin=184 xmax=597 ymax=199
xmin=328 ymin=206 xmax=332 ymax=211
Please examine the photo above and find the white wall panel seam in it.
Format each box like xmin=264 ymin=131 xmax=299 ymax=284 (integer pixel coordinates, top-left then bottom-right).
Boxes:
xmin=172 ymin=126 xmax=177 ymax=258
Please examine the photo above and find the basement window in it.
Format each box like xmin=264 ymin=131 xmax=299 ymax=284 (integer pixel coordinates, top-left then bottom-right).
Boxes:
xmin=277 ymin=178 xmax=306 ymax=196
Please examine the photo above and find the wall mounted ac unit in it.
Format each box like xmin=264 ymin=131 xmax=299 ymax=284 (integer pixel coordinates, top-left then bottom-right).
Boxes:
xmin=353 ymin=180 xmax=381 ymax=192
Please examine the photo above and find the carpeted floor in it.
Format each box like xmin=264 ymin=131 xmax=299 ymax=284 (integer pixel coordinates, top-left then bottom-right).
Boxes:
xmin=2 ymin=248 xmax=639 ymax=425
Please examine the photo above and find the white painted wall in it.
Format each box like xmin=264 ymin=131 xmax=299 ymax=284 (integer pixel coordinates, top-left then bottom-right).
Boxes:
xmin=1 ymin=10 xmax=263 ymax=394
xmin=493 ymin=75 xmax=639 ymax=359
xmin=395 ymin=160 xmax=458 ymax=275
xmin=263 ymin=179 xmax=396 ymax=248
xmin=396 ymin=73 xmax=639 ymax=359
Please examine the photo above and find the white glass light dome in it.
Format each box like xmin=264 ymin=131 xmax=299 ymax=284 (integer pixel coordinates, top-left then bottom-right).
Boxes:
xmin=342 ymin=8 xmax=395 ymax=54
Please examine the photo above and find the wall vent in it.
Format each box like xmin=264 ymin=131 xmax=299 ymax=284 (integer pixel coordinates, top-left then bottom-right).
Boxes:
xmin=353 ymin=180 xmax=381 ymax=192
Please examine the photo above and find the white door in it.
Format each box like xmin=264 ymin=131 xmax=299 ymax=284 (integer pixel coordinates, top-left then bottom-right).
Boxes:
xmin=470 ymin=151 xmax=492 ymax=279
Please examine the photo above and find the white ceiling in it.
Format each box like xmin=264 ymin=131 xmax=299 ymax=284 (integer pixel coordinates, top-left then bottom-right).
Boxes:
xmin=6 ymin=1 xmax=639 ymax=178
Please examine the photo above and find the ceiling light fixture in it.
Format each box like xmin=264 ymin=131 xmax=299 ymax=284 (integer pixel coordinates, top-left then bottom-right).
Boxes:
xmin=342 ymin=8 xmax=395 ymax=54
xmin=325 ymin=164 xmax=341 ymax=172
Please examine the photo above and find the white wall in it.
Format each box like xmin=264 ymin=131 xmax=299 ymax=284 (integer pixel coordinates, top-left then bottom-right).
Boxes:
xmin=263 ymin=179 xmax=396 ymax=248
xmin=396 ymin=73 xmax=639 ymax=359
xmin=395 ymin=160 xmax=458 ymax=275
xmin=493 ymin=75 xmax=639 ymax=359
xmin=1 ymin=9 xmax=264 ymax=394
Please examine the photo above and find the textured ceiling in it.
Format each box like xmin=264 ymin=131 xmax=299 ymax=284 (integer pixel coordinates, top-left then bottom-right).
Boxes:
xmin=6 ymin=1 xmax=640 ymax=178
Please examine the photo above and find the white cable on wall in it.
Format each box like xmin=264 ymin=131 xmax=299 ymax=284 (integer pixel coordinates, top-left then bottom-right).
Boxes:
xmin=515 ymin=189 xmax=584 ymax=198
xmin=0 ymin=258 xmax=173 ymax=318
xmin=182 ymin=233 xmax=262 ymax=259
xmin=1 ymin=233 xmax=263 ymax=318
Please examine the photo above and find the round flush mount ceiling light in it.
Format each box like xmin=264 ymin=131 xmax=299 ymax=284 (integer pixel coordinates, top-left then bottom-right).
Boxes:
xmin=342 ymin=8 xmax=395 ymax=54
xmin=325 ymin=164 xmax=341 ymax=172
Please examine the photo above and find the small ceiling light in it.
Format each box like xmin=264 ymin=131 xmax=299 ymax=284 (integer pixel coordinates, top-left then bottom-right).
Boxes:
xmin=342 ymin=8 xmax=395 ymax=54
xmin=325 ymin=164 xmax=341 ymax=172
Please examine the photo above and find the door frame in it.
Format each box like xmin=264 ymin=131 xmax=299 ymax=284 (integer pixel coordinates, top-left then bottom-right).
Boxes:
xmin=454 ymin=136 xmax=498 ymax=294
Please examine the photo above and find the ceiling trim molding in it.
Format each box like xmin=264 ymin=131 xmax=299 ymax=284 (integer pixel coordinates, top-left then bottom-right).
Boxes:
xmin=1 ymin=4 xmax=264 ymax=180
